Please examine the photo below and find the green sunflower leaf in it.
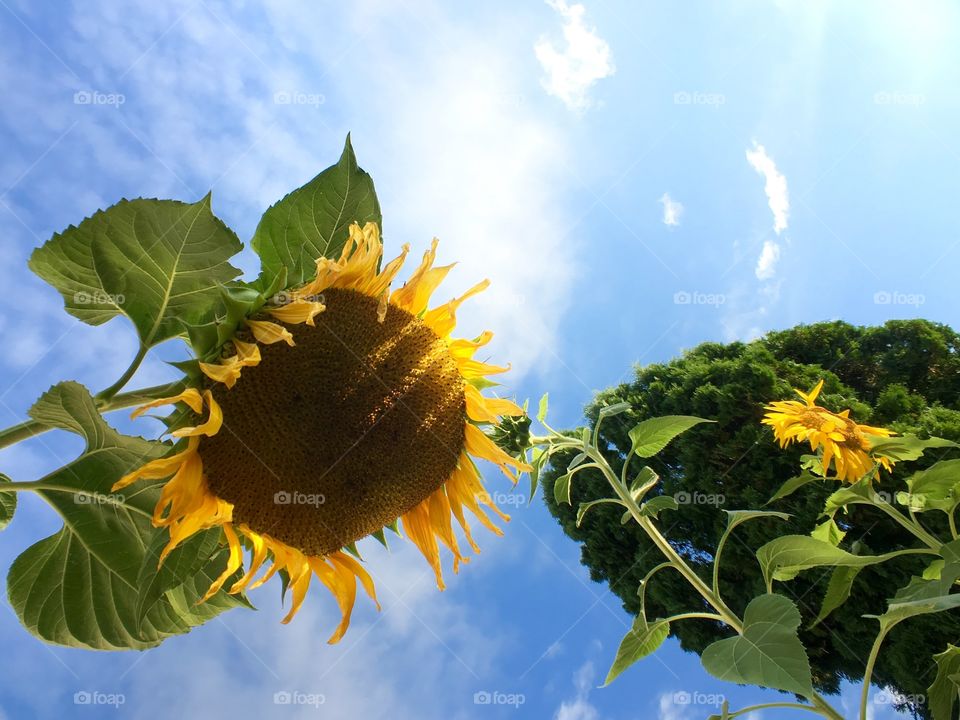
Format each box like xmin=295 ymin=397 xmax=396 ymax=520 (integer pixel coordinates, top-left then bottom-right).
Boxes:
xmin=7 ymin=382 xmax=245 ymax=650
xmin=252 ymin=134 xmax=382 ymax=291
xmin=604 ymin=618 xmax=670 ymax=685
xmin=929 ymin=645 xmax=960 ymax=720
xmin=701 ymin=593 xmax=814 ymax=697
xmin=756 ymin=535 xmax=932 ymax=587
xmin=135 ymin=526 xmax=252 ymax=630
xmin=628 ymin=416 xmax=713 ymax=458
xmin=29 ymin=195 xmax=243 ymax=348
xmin=0 ymin=474 xmax=15 ymax=531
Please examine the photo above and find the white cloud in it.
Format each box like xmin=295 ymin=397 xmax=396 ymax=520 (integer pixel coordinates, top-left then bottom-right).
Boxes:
xmin=755 ymin=239 xmax=781 ymax=280
xmin=659 ymin=192 xmax=683 ymax=226
xmin=554 ymin=661 xmax=600 ymax=720
xmin=745 ymin=141 xmax=789 ymax=234
xmin=535 ymin=0 xmax=615 ymax=110
xmin=658 ymin=692 xmax=691 ymax=720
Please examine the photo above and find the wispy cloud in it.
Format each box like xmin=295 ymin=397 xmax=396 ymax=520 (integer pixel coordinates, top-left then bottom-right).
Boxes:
xmin=659 ymin=192 xmax=683 ymax=227
xmin=745 ymin=141 xmax=789 ymax=234
xmin=535 ymin=0 xmax=615 ymax=111
xmin=554 ymin=661 xmax=600 ymax=720
xmin=755 ymin=239 xmax=780 ymax=280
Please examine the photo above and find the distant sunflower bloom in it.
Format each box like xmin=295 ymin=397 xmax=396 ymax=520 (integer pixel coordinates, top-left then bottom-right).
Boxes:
xmin=115 ymin=222 xmax=529 ymax=643
xmin=762 ymin=379 xmax=895 ymax=483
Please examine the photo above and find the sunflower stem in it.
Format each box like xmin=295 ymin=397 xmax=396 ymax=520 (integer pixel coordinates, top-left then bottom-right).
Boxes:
xmin=0 ymin=380 xmax=187 ymax=452
xmin=96 ymin=342 xmax=150 ymax=401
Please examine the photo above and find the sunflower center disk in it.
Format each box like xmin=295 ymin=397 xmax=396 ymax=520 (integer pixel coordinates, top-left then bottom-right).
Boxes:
xmin=201 ymin=288 xmax=467 ymax=556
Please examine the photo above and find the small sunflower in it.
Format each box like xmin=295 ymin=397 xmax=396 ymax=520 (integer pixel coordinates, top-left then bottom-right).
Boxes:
xmin=762 ymin=379 xmax=895 ymax=483
xmin=115 ymin=222 xmax=530 ymax=643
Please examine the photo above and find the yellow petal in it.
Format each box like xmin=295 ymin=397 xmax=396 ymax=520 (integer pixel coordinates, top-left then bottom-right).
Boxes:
xmin=464 ymin=385 xmax=524 ymax=423
xmin=464 ymin=422 xmax=532 ymax=480
xmin=199 ymin=358 xmax=243 ymax=389
xmin=172 ymin=390 xmax=223 ymax=438
xmin=199 ymin=524 xmax=243 ymax=603
xmin=112 ymin=437 xmax=199 ymax=491
xmin=267 ymin=298 xmax=326 ymax=326
xmin=246 ymin=319 xmax=295 ymax=346
xmin=130 ymin=388 xmax=203 ymax=419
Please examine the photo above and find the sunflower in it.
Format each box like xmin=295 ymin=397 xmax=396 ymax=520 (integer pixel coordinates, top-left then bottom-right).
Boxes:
xmin=762 ymin=379 xmax=895 ymax=482
xmin=114 ymin=222 xmax=530 ymax=643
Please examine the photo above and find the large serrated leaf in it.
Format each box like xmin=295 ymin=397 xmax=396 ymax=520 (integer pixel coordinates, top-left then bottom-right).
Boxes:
xmin=252 ymin=135 xmax=382 ymax=290
xmin=701 ymin=594 xmax=814 ymax=697
xmin=756 ymin=535 xmax=921 ymax=586
xmin=29 ymin=195 xmax=242 ymax=347
xmin=628 ymin=415 xmax=713 ymax=458
xmin=7 ymin=382 xmax=246 ymax=650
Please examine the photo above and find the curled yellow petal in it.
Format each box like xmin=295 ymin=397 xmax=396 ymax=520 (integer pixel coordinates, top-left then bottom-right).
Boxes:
xmin=246 ymin=319 xmax=295 ymax=346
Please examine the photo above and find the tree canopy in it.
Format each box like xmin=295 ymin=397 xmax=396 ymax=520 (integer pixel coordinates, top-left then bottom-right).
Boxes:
xmin=542 ymin=319 xmax=960 ymax=717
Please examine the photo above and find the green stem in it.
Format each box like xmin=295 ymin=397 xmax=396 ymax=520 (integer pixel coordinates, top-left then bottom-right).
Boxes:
xmin=96 ymin=343 xmax=150 ymax=400
xmin=0 ymin=380 xmax=186 ymax=452
xmin=859 ymin=626 xmax=891 ymax=720
xmin=727 ymin=702 xmax=829 ymax=718
xmin=874 ymin=495 xmax=941 ymax=549
xmin=950 ymin=510 xmax=959 ymax=541
xmin=667 ymin=611 xmax=727 ymax=623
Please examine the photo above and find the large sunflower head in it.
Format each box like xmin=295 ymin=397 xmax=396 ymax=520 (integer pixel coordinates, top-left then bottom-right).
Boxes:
xmin=762 ymin=379 xmax=895 ymax=483
xmin=115 ymin=222 xmax=530 ymax=643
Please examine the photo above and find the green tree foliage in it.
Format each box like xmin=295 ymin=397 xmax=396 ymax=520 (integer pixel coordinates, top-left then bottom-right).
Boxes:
xmin=542 ymin=320 xmax=960 ymax=717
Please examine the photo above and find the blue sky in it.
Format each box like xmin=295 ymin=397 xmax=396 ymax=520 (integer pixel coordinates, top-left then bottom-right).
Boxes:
xmin=0 ymin=1 xmax=957 ymax=718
